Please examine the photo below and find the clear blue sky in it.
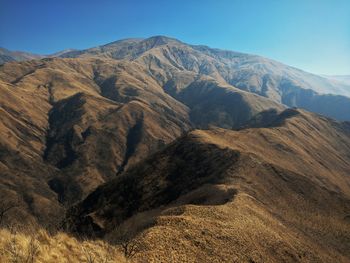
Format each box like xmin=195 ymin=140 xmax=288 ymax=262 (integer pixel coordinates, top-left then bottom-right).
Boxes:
xmin=0 ymin=0 xmax=349 ymax=75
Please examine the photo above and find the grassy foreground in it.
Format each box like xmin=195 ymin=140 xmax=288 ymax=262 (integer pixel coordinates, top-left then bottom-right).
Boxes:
xmin=0 ymin=227 xmax=126 ymax=263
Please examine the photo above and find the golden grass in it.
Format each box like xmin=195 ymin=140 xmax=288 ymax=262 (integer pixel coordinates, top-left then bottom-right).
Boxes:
xmin=0 ymin=228 xmax=126 ymax=263
xmin=134 ymin=193 xmax=350 ymax=263
xmin=68 ymin=109 xmax=349 ymax=262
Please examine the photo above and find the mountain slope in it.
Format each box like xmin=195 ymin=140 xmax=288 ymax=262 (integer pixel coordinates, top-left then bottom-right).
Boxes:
xmin=0 ymin=57 xmax=188 ymax=211
xmin=65 ymin=36 xmax=350 ymax=98
xmin=1 ymin=36 xmax=349 ymax=262
xmin=323 ymin=75 xmax=350 ymax=85
xmin=67 ymin=109 xmax=350 ymax=262
xmin=3 ymin=36 xmax=350 ymax=121
xmin=60 ymin=36 xmax=350 ymax=121
xmin=0 ymin=77 xmax=64 ymax=225
xmin=0 ymin=35 xmax=349 ymax=226
xmin=0 ymin=55 xmax=282 ymax=222
xmin=0 ymin=47 xmax=79 ymax=65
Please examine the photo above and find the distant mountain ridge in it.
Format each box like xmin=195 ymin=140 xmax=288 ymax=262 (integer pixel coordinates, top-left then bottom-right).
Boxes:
xmin=323 ymin=75 xmax=350 ymax=86
xmin=2 ymin=36 xmax=350 ymax=97
xmin=57 ymin=36 xmax=350 ymax=98
xmin=0 ymin=47 xmax=43 ymax=64
xmin=57 ymin=35 xmax=350 ymax=121
xmin=0 ymin=47 xmax=77 ymax=64
xmin=55 ymin=36 xmax=350 ymax=121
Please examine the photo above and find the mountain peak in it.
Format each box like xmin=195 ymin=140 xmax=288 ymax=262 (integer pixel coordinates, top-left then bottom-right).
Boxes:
xmin=135 ymin=35 xmax=183 ymax=50
xmin=144 ymin=35 xmax=181 ymax=45
xmin=102 ymin=35 xmax=180 ymax=49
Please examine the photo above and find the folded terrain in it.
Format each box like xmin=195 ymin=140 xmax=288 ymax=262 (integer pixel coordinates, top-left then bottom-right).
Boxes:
xmin=3 ymin=35 xmax=350 ymax=120
xmin=61 ymin=36 xmax=350 ymax=120
xmin=67 ymin=109 xmax=350 ymax=262
xmin=0 ymin=54 xmax=282 ymax=222
xmin=0 ymin=36 xmax=349 ymax=262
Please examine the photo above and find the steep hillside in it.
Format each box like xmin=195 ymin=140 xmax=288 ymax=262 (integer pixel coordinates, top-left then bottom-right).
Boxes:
xmin=0 ymin=57 xmax=187 ymax=214
xmin=67 ymin=109 xmax=350 ymax=262
xmin=0 ymin=79 xmax=63 ymax=225
xmin=0 ymin=56 xmax=281 ymax=221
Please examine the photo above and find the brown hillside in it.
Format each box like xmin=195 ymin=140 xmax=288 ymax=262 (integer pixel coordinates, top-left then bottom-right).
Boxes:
xmin=61 ymin=36 xmax=350 ymax=121
xmin=67 ymin=109 xmax=350 ymax=262
xmin=0 ymin=55 xmax=281 ymax=222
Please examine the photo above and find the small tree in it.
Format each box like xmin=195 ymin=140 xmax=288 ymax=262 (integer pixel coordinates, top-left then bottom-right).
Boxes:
xmin=111 ymin=221 xmax=143 ymax=259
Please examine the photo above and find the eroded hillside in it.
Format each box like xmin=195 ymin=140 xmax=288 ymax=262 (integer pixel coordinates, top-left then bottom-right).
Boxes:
xmin=0 ymin=53 xmax=282 ymax=222
xmin=67 ymin=109 xmax=350 ymax=262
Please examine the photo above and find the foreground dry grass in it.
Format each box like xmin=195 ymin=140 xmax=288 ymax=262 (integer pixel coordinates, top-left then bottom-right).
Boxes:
xmin=0 ymin=228 xmax=126 ymax=263
xmin=131 ymin=192 xmax=350 ymax=263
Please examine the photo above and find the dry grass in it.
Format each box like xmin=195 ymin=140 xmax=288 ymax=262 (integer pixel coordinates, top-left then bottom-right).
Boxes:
xmin=134 ymin=193 xmax=350 ymax=263
xmin=0 ymin=227 xmax=126 ymax=263
xmin=67 ymin=109 xmax=350 ymax=262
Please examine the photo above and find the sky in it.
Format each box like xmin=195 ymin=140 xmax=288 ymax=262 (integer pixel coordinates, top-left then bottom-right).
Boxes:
xmin=0 ymin=0 xmax=349 ymax=75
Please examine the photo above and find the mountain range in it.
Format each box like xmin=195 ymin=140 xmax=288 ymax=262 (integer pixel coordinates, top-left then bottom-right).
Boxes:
xmin=0 ymin=36 xmax=349 ymax=262
xmin=2 ymin=36 xmax=350 ymax=121
xmin=323 ymin=75 xmax=350 ymax=86
xmin=0 ymin=47 xmax=43 ymax=64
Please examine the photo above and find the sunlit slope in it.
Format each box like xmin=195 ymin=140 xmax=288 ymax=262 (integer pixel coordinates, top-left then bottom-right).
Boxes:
xmin=68 ymin=109 xmax=350 ymax=262
xmin=0 ymin=55 xmax=281 ymax=222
